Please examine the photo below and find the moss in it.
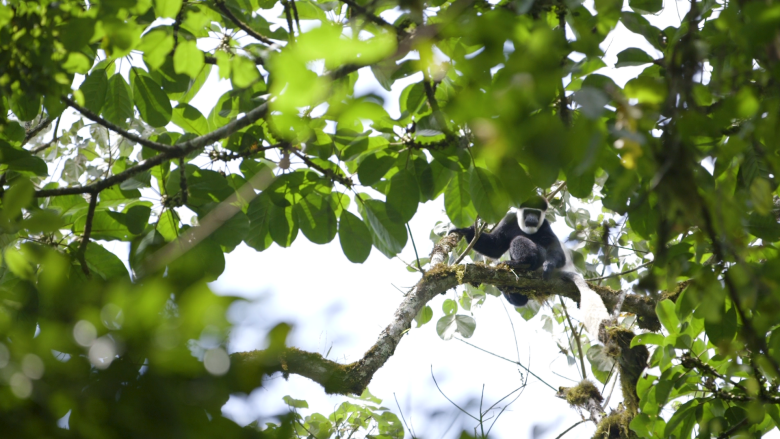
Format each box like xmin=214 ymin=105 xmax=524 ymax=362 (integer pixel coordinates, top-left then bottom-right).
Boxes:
xmin=602 ymin=326 xmax=649 ymax=415
xmin=593 ymin=406 xmax=635 ymax=439
xmin=563 ymin=379 xmax=604 ymax=408
xmin=660 ymin=280 xmax=691 ymax=302
xmin=423 ymin=263 xmax=456 ymax=281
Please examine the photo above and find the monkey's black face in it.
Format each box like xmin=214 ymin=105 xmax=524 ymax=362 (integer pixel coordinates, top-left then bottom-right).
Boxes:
xmin=518 ymin=208 xmax=545 ymax=234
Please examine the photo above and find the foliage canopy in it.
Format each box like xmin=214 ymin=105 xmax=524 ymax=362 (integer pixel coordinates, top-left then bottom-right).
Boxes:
xmin=2 ymin=0 xmax=780 ymax=437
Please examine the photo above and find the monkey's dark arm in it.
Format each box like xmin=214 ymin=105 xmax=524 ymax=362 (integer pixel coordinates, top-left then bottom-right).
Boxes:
xmin=536 ymin=221 xmax=567 ymax=279
xmin=451 ymin=214 xmax=520 ymax=259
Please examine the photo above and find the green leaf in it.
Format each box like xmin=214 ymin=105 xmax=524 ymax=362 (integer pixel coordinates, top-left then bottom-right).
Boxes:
xmin=360 ymin=199 xmax=407 ymax=258
xmin=436 ymin=314 xmax=476 ymax=340
xmin=138 ymin=29 xmax=175 ymax=70
xmin=171 ymin=104 xmax=209 ymax=136
xmin=4 ymin=247 xmax=34 ymax=281
xmin=245 ymin=193 xmax=274 ymax=251
xmin=624 ymin=76 xmax=667 ymax=105
xmin=615 ymin=48 xmax=655 ymax=67
xmin=656 ymin=299 xmax=680 ymax=334
xmin=269 ymin=204 xmax=298 ymax=248
xmin=295 ymin=194 xmax=337 ymax=245
xmin=79 ymin=69 xmax=109 ymax=114
xmin=0 ymin=141 xmax=48 ymax=176
xmin=103 ymin=74 xmax=134 ymax=129
xmin=83 ymin=242 xmax=130 ymax=281
xmin=631 ymin=332 xmax=664 ymax=347
xmin=156 ymin=209 xmax=179 ymax=241
xmin=664 ymin=400 xmax=698 ymax=438
xmin=386 ymin=169 xmax=419 ymax=223
xmin=155 ymin=0 xmax=183 ymax=18
xmin=9 ymin=92 xmax=41 ymax=122
xmin=628 ymin=0 xmax=662 ymax=14
xmin=445 ymin=171 xmax=478 ymax=228
xmin=167 ymin=238 xmax=225 ymax=285
xmin=173 ymin=40 xmax=205 ymax=79
xmin=468 ymin=167 xmax=508 ymax=224
xmin=131 ymin=68 xmax=173 ymax=127
xmin=283 ymin=395 xmax=309 ymax=409
xmin=705 ymin=304 xmax=737 ymax=346
xmin=358 ymin=152 xmax=395 ymax=186
xmin=126 ymin=205 xmax=151 ymax=235
xmin=212 ymin=211 xmax=250 ymax=250
xmin=338 ymin=210 xmax=372 ymax=263
xmin=515 ymin=299 xmax=541 ymax=321
xmin=414 ymin=305 xmax=433 ymax=328
xmin=442 ymin=299 xmax=457 ymax=315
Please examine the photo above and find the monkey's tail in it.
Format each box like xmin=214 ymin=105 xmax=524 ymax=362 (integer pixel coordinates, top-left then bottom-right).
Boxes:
xmin=562 ymin=271 xmax=610 ymax=336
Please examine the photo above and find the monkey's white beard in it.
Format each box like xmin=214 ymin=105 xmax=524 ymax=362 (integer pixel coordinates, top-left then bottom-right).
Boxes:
xmin=568 ymin=272 xmax=610 ymax=336
xmin=517 ymin=210 xmax=545 ymax=234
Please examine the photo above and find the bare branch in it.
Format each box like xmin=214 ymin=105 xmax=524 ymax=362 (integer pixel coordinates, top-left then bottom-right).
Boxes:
xmin=585 ymin=260 xmax=653 ymax=282
xmin=21 ymin=116 xmax=53 ymax=146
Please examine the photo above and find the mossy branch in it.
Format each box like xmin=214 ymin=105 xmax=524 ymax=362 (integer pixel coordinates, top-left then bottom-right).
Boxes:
xmin=230 ymin=233 xmax=672 ymax=396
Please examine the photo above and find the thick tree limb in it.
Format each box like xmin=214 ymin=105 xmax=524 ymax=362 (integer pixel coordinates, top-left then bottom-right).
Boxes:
xmin=232 ymin=236 xmax=670 ymax=396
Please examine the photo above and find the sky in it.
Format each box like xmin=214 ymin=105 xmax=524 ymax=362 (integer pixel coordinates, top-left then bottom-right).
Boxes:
xmin=45 ymin=0 xmax=780 ymax=437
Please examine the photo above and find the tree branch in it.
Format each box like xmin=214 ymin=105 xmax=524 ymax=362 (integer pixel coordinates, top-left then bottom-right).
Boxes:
xmin=231 ymin=257 xmax=673 ymax=396
xmin=214 ymin=0 xmax=277 ymax=46
xmin=62 ymin=96 xmax=172 ymax=153
xmin=21 ymin=116 xmax=53 ymax=147
xmin=77 ymin=191 xmax=98 ymax=276
xmin=37 ymin=100 xmax=271 ymax=198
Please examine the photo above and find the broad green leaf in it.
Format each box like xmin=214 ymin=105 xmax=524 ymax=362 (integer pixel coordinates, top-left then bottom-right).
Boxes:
xmin=436 ymin=314 xmax=476 ymax=340
xmin=360 ymin=199 xmax=407 ymax=258
xmin=705 ymin=305 xmax=737 ymax=346
xmin=358 ymin=152 xmax=395 ymax=186
xmin=126 ymin=205 xmax=152 ymax=235
xmin=615 ymin=48 xmax=655 ymax=67
xmin=167 ymin=238 xmax=225 ymax=285
xmin=624 ymin=76 xmax=666 ymax=105
xmin=74 ymin=211 xmax=131 ymax=241
xmin=171 ymin=104 xmax=209 ymax=136
xmin=629 ymin=0 xmax=662 ymax=14
xmin=83 ymin=242 xmax=130 ymax=281
xmin=338 ymin=210 xmax=372 ymax=263
xmin=103 ymin=74 xmax=134 ymax=129
xmin=515 ymin=299 xmax=541 ymax=320
xmin=468 ymin=167 xmax=507 ymax=224
xmin=156 ymin=209 xmax=179 ymax=241
xmin=656 ymin=299 xmax=680 ymax=334
xmin=9 ymin=92 xmax=40 ymax=121
xmin=414 ymin=306 xmax=433 ymax=328
xmin=131 ymin=68 xmax=173 ymax=127
xmin=138 ymin=29 xmax=175 ymax=70
xmin=442 ymin=299 xmax=457 ymax=315
xmin=631 ymin=332 xmax=664 ymax=347
xmin=169 ymin=64 xmax=212 ymax=104
xmin=155 ymin=0 xmax=183 ymax=18
xmin=0 ymin=142 xmax=47 ymax=176
xmin=295 ymin=194 xmax=337 ymax=245
xmin=79 ymin=69 xmax=109 ymax=114
xmin=445 ymin=171 xmax=477 ymax=228
xmin=283 ymin=395 xmax=309 ymax=409
xmin=173 ymin=40 xmax=205 ymax=79
xmin=245 ymin=193 xmax=274 ymax=251
xmin=386 ymin=169 xmax=419 ymax=223
xmin=269 ymin=204 xmax=298 ymax=248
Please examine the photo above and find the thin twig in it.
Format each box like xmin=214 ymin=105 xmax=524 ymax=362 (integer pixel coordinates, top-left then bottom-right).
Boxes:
xmin=430 ymin=366 xmax=480 ymax=422
xmin=214 ymin=0 xmax=277 ymax=46
xmin=77 ymin=191 xmax=99 ymax=276
xmin=455 ymin=337 xmax=557 ymax=391
xmin=283 ymin=1 xmax=295 ymax=44
xmin=546 ymin=182 xmax=567 ymax=201
xmin=453 ymin=220 xmax=485 ymax=265
xmin=290 ymin=0 xmax=302 ymax=35
xmin=178 ymin=158 xmax=188 ymax=206
xmin=393 ymin=393 xmax=415 ymax=439
xmin=339 ymin=0 xmax=399 ymax=31
xmin=575 ymin=239 xmax=650 ymax=253
xmin=553 ymin=419 xmax=589 ymax=439
xmin=406 ymin=223 xmax=424 ymax=273
xmin=559 ymin=297 xmax=587 ymax=380
xmin=30 ymin=116 xmax=61 ymax=154
xmin=585 ymin=260 xmax=653 ymax=281
xmin=290 ymin=149 xmax=352 ymax=187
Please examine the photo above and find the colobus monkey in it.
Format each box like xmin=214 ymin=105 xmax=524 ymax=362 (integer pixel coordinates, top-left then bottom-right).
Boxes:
xmin=451 ymin=196 xmax=566 ymax=307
